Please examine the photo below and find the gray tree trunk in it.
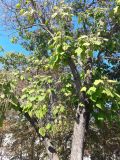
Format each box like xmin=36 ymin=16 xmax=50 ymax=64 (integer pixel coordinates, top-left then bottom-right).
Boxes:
xmin=69 ymin=57 xmax=92 ymax=160
xmin=70 ymin=107 xmax=87 ymax=160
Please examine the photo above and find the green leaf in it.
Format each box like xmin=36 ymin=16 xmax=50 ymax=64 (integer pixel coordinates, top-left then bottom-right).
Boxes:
xmin=1 ymin=94 xmax=5 ymax=99
xmin=28 ymin=96 xmax=36 ymax=102
xmin=21 ymin=94 xmax=27 ymax=100
xmin=39 ymin=127 xmax=46 ymax=137
xmin=116 ymin=0 xmax=120 ymax=5
xmin=23 ymin=11 xmax=29 ymax=16
xmin=64 ymin=92 xmax=71 ymax=96
xmin=59 ymin=105 xmax=65 ymax=113
xmin=94 ymin=80 xmax=104 ymax=86
xmin=20 ymin=9 xmax=25 ymax=15
xmin=87 ymin=86 xmax=96 ymax=95
xmin=10 ymin=37 xmax=18 ymax=44
xmin=107 ymin=80 xmax=117 ymax=83
xmin=78 ymin=15 xmax=82 ymax=23
xmin=16 ymin=3 xmax=21 ymax=9
xmin=102 ymin=89 xmax=114 ymax=97
xmin=38 ymin=95 xmax=45 ymax=101
xmin=98 ymin=113 xmax=104 ymax=121
xmin=20 ymin=75 xmax=24 ymax=80
xmin=83 ymin=42 xmax=90 ymax=46
xmin=52 ymin=12 xmax=57 ymax=18
xmin=94 ymin=40 xmax=101 ymax=46
xmin=35 ymin=105 xmax=47 ymax=119
xmin=46 ymin=123 xmax=52 ymax=130
xmin=42 ymin=105 xmax=48 ymax=114
xmin=53 ymin=108 xmax=59 ymax=116
xmin=96 ymin=103 xmax=102 ymax=109
xmin=114 ymin=93 xmax=120 ymax=98
xmin=63 ymin=43 xmax=70 ymax=51
xmin=75 ymin=47 xmax=83 ymax=55
xmin=29 ymin=89 xmax=35 ymax=94
xmin=23 ymin=102 xmax=32 ymax=112
xmin=114 ymin=6 xmax=119 ymax=14
xmin=80 ymin=35 xmax=88 ymax=39
xmin=79 ymin=102 xmax=85 ymax=107
xmin=36 ymin=110 xmax=44 ymax=119
xmin=80 ymin=87 xmax=87 ymax=92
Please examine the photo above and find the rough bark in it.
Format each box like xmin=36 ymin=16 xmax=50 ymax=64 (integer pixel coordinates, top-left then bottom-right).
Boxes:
xmin=70 ymin=107 xmax=87 ymax=160
xmin=68 ymin=57 xmax=92 ymax=160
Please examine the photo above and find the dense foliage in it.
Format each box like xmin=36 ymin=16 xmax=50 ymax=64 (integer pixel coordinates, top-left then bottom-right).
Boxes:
xmin=0 ymin=0 xmax=120 ymax=159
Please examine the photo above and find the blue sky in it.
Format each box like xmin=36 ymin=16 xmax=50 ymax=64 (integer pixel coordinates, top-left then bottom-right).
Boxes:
xmin=0 ymin=0 xmax=93 ymax=57
xmin=0 ymin=17 xmax=79 ymax=57
xmin=0 ymin=26 xmax=29 ymax=56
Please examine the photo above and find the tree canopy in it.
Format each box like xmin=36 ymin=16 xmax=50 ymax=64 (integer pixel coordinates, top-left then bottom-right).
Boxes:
xmin=0 ymin=0 xmax=120 ymax=159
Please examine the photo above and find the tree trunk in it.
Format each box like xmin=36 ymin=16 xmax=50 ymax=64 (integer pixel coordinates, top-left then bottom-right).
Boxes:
xmin=70 ymin=107 xmax=87 ymax=160
xmin=68 ymin=57 xmax=92 ymax=160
